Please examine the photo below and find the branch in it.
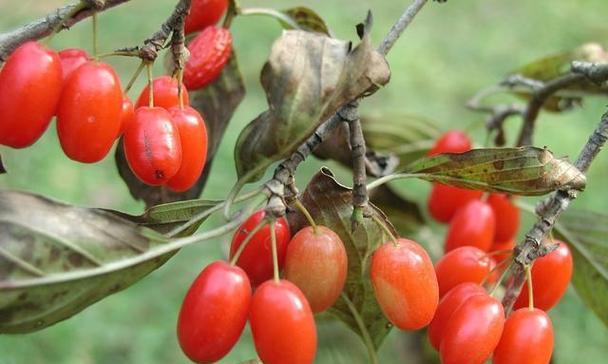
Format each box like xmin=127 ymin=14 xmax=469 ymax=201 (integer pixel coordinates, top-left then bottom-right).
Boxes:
xmin=346 ymin=107 xmax=369 ymax=227
xmin=502 ymin=107 xmax=608 ymax=313
xmin=0 ymin=0 xmax=131 ymax=62
xmin=377 ymin=0 xmax=429 ymax=56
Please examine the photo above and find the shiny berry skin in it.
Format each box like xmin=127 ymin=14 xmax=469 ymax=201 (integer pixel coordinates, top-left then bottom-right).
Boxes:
xmin=440 ymin=293 xmax=505 ymax=364
xmin=514 ymin=240 xmax=573 ymax=311
xmin=229 ymin=210 xmax=291 ymax=286
xmin=123 ymin=107 xmax=182 ymax=185
xmin=370 ymin=239 xmax=439 ymax=330
xmin=58 ymin=48 xmax=89 ymax=81
xmin=135 ymin=75 xmax=189 ymax=109
xmin=184 ymin=0 xmax=228 ymax=34
xmin=427 ymin=282 xmax=486 ymax=350
xmin=284 ymin=225 xmax=347 ymax=313
xmin=183 ymin=26 xmax=232 ymax=90
xmin=0 ymin=41 xmax=62 ymax=148
xmin=489 ymin=193 xmax=520 ymax=243
xmin=428 ymin=130 xmax=472 ymax=156
xmin=177 ymin=261 xmax=251 ymax=364
xmin=445 ymin=199 xmax=496 ymax=253
xmin=119 ymin=95 xmax=135 ymax=135
xmin=435 ymin=246 xmax=496 ymax=297
xmin=250 ymin=280 xmax=317 ymax=364
xmin=427 ymin=183 xmax=483 ymax=223
xmin=57 ymin=61 xmax=123 ymax=163
xmin=493 ymin=308 xmax=554 ymax=364
xmin=166 ymin=106 xmax=208 ymax=192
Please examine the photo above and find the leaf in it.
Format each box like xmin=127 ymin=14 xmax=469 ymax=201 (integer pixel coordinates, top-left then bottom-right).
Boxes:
xmin=281 ymin=7 xmax=332 ymax=36
xmin=0 ymin=153 xmax=5 ymax=174
xmin=287 ymin=168 xmax=395 ymax=348
xmin=368 ymin=185 xmax=424 ymax=237
xmin=234 ymin=15 xmax=390 ymax=182
xmin=554 ymin=208 xmax=608 ymax=327
xmin=116 ymin=53 xmax=245 ymax=208
xmin=403 ymin=147 xmax=586 ymax=195
xmin=314 ymin=114 xmax=441 ymax=175
xmin=0 ymin=190 xmax=172 ymax=333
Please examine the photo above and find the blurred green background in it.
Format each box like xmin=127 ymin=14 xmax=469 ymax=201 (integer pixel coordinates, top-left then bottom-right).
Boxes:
xmin=1 ymin=0 xmax=608 ymax=363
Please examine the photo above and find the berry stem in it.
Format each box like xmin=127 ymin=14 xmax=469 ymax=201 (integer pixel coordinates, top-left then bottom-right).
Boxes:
xmin=371 ymin=215 xmax=399 ymax=247
xmin=340 ymin=293 xmax=379 ymax=364
xmin=229 ymin=218 xmax=267 ymax=266
xmin=124 ymin=61 xmax=146 ymax=94
xmin=482 ymin=257 xmax=510 ymax=286
xmin=92 ymin=12 xmax=99 ymax=57
xmin=489 ymin=261 xmax=513 ymax=297
xmin=526 ymin=264 xmax=534 ymax=310
xmin=293 ymin=199 xmax=318 ymax=234
xmin=270 ymin=219 xmax=280 ymax=283
xmin=176 ymin=70 xmax=185 ymax=109
xmin=146 ymin=62 xmax=154 ymax=108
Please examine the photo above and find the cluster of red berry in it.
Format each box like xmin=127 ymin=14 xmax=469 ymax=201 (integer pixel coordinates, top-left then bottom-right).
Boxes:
xmin=0 ymin=0 xmax=231 ymax=192
xmin=425 ymin=130 xmax=574 ymax=363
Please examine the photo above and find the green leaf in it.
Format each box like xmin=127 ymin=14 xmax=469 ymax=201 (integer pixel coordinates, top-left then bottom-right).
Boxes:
xmin=403 ymin=147 xmax=586 ymax=195
xmin=554 ymin=208 xmax=608 ymax=327
xmin=116 ymin=53 xmax=245 ymax=208
xmin=281 ymin=7 xmax=332 ymax=35
xmin=0 ymin=190 xmax=172 ymax=333
xmin=287 ymin=168 xmax=395 ymax=348
xmin=234 ymin=15 xmax=390 ymax=182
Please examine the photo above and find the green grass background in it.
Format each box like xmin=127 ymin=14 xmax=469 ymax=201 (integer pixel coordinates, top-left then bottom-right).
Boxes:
xmin=1 ymin=0 xmax=608 ymax=362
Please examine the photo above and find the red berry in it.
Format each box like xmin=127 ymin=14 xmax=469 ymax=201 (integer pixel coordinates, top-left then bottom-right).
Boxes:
xmin=514 ymin=240 xmax=573 ymax=311
xmin=177 ymin=261 xmax=251 ymax=363
xmin=0 ymin=41 xmax=62 ymax=148
xmin=488 ymin=193 xmax=520 ymax=243
xmin=166 ymin=106 xmax=208 ymax=192
xmin=493 ymin=308 xmax=554 ymax=364
xmin=284 ymin=225 xmax=347 ymax=313
xmin=57 ymin=61 xmax=123 ymax=163
xmin=427 ymin=183 xmax=483 ymax=223
xmin=370 ymin=239 xmax=439 ymax=330
xmin=435 ymin=246 xmax=496 ymax=297
xmin=490 ymin=239 xmax=515 ymax=266
xmin=428 ymin=130 xmax=472 ymax=156
xmin=123 ymin=107 xmax=182 ymax=185
xmin=440 ymin=293 xmax=505 ymax=364
xmin=58 ymin=48 xmax=89 ymax=81
xmin=183 ymin=26 xmax=232 ymax=90
xmin=250 ymin=280 xmax=317 ymax=364
xmin=184 ymin=0 xmax=228 ymax=34
xmin=427 ymin=282 xmax=486 ymax=350
xmin=445 ymin=199 xmax=496 ymax=252
xmin=135 ymin=75 xmax=189 ymax=109
xmin=229 ymin=211 xmax=291 ymax=286
xmin=119 ymin=95 xmax=135 ymax=135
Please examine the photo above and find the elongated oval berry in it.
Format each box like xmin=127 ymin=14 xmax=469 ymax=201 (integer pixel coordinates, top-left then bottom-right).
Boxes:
xmin=184 ymin=0 xmax=228 ymax=34
xmin=250 ymin=280 xmax=317 ymax=364
xmin=123 ymin=107 xmax=182 ymax=185
xmin=440 ymin=293 xmax=505 ymax=364
xmin=493 ymin=308 xmax=554 ymax=364
xmin=183 ymin=26 xmax=232 ymax=90
xmin=119 ymin=95 xmax=135 ymax=135
xmin=58 ymin=48 xmax=89 ymax=81
xmin=165 ymin=106 xmax=208 ymax=192
xmin=427 ymin=282 xmax=486 ymax=350
xmin=229 ymin=210 xmax=291 ymax=286
xmin=445 ymin=199 xmax=496 ymax=252
xmin=514 ymin=240 xmax=572 ymax=311
xmin=427 ymin=183 xmax=483 ymax=223
xmin=370 ymin=239 xmax=439 ymax=330
xmin=177 ymin=261 xmax=251 ymax=363
xmin=428 ymin=130 xmax=472 ymax=156
xmin=435 ymin=246 xmax=496 ymax=297
xmin=489 ymin=193 xmax=520 ymax=243
xmin=0 ymin=41 xmax=62 ymax=148
xmin=284 ymin=225 xmax=348 ymax=313
xmin=135 ymin=75 xmax=189 ymax=109
xmin=57 ymin=61 xmax=123 ymax=163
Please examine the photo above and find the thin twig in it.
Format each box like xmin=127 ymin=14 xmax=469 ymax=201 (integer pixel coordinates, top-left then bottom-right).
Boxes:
xmin=347 ymin=108 xmax=369 ymax=227
xmin=377 ymin=0 xmax=429 ymax=56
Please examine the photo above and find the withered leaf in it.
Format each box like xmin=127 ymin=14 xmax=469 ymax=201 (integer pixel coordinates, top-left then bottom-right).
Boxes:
xmin=116 ymin=53 xmax=245 ymax=208
xmin=555 ymin=208 xmax=608 ymax=328
xmin=404 ymin=147 xmax=586 ymax=195
xmin=369 ymin=184 xmax=425 ymax=237
xmin=287 ymin=168 xmax=396 ymax=348
xmin=281 ymin=7 xmax=332 ymax=35
xmin=235 ymin=17 xmax=390 ymax=182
